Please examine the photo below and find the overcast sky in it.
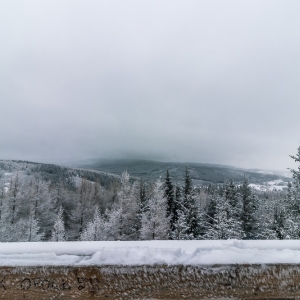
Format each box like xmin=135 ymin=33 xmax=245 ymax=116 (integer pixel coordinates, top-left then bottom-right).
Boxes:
xmin=1 ymin=1 xmax=300 ymax=171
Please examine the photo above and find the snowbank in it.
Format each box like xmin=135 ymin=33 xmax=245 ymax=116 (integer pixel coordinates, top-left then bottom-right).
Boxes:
xmin=1 ymin=240 xmax=300 ymax=266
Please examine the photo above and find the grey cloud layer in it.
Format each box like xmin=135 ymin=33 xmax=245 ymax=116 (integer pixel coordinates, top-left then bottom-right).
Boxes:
xmin=1 ymin=1 xmax=300 ymax=170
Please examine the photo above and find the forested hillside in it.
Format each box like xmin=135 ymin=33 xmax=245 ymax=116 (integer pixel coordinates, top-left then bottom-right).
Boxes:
xmin=0 ymin=155 xmax=299 ymax=242
xmin=0 ymin=160 xmax=119 ymax=241
xmin=72 ymin=158 xmax=289 ymax=185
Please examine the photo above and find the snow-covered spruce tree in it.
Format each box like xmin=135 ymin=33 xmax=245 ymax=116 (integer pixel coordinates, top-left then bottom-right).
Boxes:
xmin=202 ymin=189 xmax=218 ymax=237
xmin=51 ymin=206 xmax=66 ymax=241
xmin=140 ymin=179 xmax=169 ymax=240
xmin=203 ymin=194 xmax=243 ymax=240
xmin=163 ymin=169 xmax=176 ymax=234
xmin=269 ymin=205 xmax=285 ymax=239
xmin=286 ymin=181 xmax=298 ymax=216
xmin=239 ymin=179 xmax=259 ymax=239
xmin=283 ymin=182 xmax=300 ymax=238
xmin=136 ymin=178 xmax=148 ymax=234
xmin=259 ymin=191 xmax=287 ymax=239
xmin=203 ymin=195 xmax=228 ymax=239
xmin=225 ymin=180 xmax=238 ymax=207
xmin=282 ymin=171 xmax=300 ymax=238
xmin=290 ymin=145 xmax=300 ymax=184
xmin=182 ymin=167 xmax=201 ymax=239
xmin=130 ymin=180 xmax=143 ymax=238
xmin=171 ymin=185 xmax=189 ymax=240
xmin=206 ymin=190 xmax=217 ymax=227
xmin=224 ymin=180 xmax=241 ymax=221
xmin=283 ymin=145 xmax=300 ymax=237
xmin=80 ymin=207 xmax=105 ymax=241
xmin=258 ymin=147 xmax=300 ymax=240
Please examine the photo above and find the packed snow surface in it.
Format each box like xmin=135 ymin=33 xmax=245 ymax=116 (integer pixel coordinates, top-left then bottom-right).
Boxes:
xmin=1 ymin=240 xmax=300 ymax=266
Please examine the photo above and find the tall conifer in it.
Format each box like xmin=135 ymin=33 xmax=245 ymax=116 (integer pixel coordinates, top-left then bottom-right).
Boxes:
xmin=183 ymin=167 xmax=200 ymax=239
xmin=163 ymin=169 xmax=175 ymax=234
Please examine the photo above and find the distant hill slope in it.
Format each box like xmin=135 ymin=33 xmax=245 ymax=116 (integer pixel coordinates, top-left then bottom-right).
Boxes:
xmin=0 ymin=160 xmax=118 ymax=189
xmin=69 ymin=159 xmax=291 ymax=185
xmin=0 ymin=160 xmax=121 ymax=241
xmin=1 ymin=159 xmax=290 ymax=187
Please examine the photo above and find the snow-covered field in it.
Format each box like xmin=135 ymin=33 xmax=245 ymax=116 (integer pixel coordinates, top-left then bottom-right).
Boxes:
xmin=1 ymin=240 xmax=300 ymax=266
xmin=249 ymin=179 xmax=288 ymax=191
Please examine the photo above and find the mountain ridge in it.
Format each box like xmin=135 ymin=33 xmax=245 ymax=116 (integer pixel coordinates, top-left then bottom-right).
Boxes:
xmin=68 ymin=158 xmax=290 ymax=185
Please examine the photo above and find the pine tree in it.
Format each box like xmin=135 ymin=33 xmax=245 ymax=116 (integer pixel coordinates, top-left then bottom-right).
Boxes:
xmin=206 ymin=192 xmax=217 ymax=226
xmin=203 ymin=194 xmax=243 ymax=239
xmin=259 ymin=193 xmax=286 ymax=240
xmin=240 ymin=179 xmax=258 ymax=239
xmin=171 ymin=209 xmax=190 ymax=240
xmin=171 ymin=185 xmax=189 ymax=240
xmin=287 ymin=145 xmax=300 ymax=219
xmin=163 ymin=169 xmax=175 ymax=233
xmin=173 ymin=185 xmax=183 ymax=235
xmin=164 ymin=169 xmax=174 ymax=216
xmin=182 ymin=167 xmax=200 ymax=239
xmin=224 ymin=180 xmax=241 ymax=222
xmin=225 ymin=180 xmax=238 ymax=208
xmin=184 ymin=167 xmax=192 ymax=196
xmin=274 ymin=205 xmax=286 ymax=240
xmin=290 ymin=145 xmax=300 ymax=184
xmin=269 ymin=146 xmax=300 ymax=239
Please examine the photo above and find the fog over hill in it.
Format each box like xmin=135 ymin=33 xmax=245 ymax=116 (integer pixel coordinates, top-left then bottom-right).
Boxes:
xmin=68 ymin=159 xmax=291 ymax=186
xmin=1 ymin=1 xmax=300 ymax=172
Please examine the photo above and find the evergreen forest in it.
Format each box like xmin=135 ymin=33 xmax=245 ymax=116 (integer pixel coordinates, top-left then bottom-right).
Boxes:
xmin=1 ymin=146 xmax=300 ymax=242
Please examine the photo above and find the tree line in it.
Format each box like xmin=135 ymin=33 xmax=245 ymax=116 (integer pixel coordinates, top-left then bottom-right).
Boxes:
xmin=1 ymin=147 xmax=300 ymax=242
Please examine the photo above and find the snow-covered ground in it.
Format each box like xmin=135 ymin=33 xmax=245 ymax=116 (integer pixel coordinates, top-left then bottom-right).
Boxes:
xmin=249 ymin=179 xmax=288 ymax=191
xmin=1 ymin=240 xmax=300 ymax=266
